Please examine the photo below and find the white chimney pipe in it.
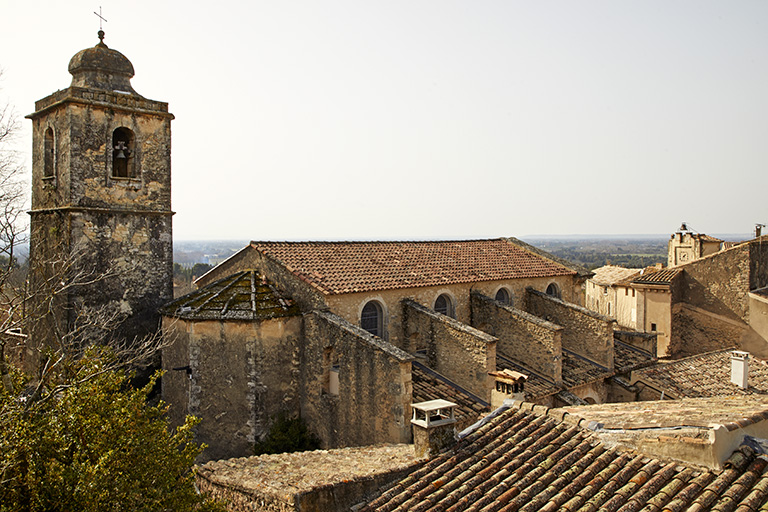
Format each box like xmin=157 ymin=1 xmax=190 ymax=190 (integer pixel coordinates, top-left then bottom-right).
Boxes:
xmin=731 ymin=351 xmax=749 ymax=389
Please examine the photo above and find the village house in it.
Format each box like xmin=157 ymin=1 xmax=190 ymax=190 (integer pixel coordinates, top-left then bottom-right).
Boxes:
xmin=585 ymin=225 xmax=768 ymax=358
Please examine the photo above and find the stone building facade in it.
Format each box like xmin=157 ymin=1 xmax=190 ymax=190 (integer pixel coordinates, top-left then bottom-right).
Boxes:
xmin=585 ymin=230 xmax=768 ymax=359
xmin=667 ymin=222 xmax=724 ymax=267
xmin=163 ymin=239 xmax=658 ymax=458
xmin=26 ymin=31 xmax=173 ymax=360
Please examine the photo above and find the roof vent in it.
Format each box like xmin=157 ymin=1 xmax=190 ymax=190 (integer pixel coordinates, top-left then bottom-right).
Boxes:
xmin=731 ymin=351 xmax=749 ymax=389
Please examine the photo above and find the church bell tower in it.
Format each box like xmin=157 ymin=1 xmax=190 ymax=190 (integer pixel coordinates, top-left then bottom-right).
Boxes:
xmin=27 ymin=30 xmax=174 ymax=354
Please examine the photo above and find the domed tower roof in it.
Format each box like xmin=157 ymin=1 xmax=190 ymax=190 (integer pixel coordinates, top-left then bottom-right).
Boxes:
xmin=68 ymin=30 xmax=138 ymax=95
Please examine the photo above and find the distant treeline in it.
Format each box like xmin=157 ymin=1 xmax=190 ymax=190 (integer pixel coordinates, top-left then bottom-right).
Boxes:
xmin=527 ymin=239 xmax=668 ymax=271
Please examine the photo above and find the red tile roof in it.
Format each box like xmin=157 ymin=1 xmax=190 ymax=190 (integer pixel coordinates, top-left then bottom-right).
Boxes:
xmin=249 ymin=239 xmax=576 ymax=295
xmin=696 ymin=233 xmax=724 ymax=243
xmin=634 ymin=349 xmax=768 ymax=398
xmin=631 ymin=267 xmax=681 ymax=285
xmin=360 ymin=402 xmax=768 ymax=512
xmin=412 ymin=362 xmax=489 ymax=424
xmin=590 ymin=265 xmax=641 ymax=286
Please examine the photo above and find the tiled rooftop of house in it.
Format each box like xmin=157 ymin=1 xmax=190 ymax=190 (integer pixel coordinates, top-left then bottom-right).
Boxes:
xmin=248 ymin=239 xmax=576 ymax=295
xmin=590 ymin=265 xmax=641 ymax=286
xmin=556 ymin=395 xmax=768 ymax=431
xmin=631 ymin=266 xmax=681 ymax=285
xmin=198 ymin=444 xmax=422 ymax=510
xmin=614 ymin=339 xmax=656 ymax=373
xmin=360 ymin=399 xmax=768 ymax=512
xmin=561 ymin=350 xmax=613 ymax=388
xmin=412 ymin=362 xmax=489 ymax=425
xmin=633 ymin=349 xmax=768 ymax=398
xmin=694 ymin=233 xmax=725 ymax=243
xmin=162 ymin=270 xmax=300 ymax=321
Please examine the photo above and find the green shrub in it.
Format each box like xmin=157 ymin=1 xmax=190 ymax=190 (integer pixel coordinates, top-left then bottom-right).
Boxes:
xmin=253 ymin=413 xmax=322 ymax=455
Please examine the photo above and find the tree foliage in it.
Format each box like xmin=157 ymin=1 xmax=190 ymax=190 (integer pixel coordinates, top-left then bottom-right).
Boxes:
xmin=253 ymin=412 xmax=322 ymax=456
xmin=0 ymin=349 xmax=225 ymax=512
xmin=0 ymin=81 xmax=224 ymax=511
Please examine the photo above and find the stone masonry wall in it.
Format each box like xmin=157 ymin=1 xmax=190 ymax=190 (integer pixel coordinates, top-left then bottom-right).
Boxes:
xmin=668 ymin=304 xmax=746 ymax=359
xmin=614 ymin=331 xmax=657 ymax=358
xmin=672 ymin=244 xmax=752 ymax=322
xmin=28 ymin=91 xmax=174 ymax=355
xmin=525 ymin=288 xmax=615 ymax=370
xmin=326 ymin=275 xmax=576 ymax=350
xmin=301 ymin=311 xmax=413 ymax=448
xmin=470 ymin=292 xmax=563 ymax=385
xmin=751 ymin=240 xmax=768 ymax=291
xmin=162 ymin=316 xmax=303 ymax=462
xmin=402 ymin=299 xmax=497 ymax=400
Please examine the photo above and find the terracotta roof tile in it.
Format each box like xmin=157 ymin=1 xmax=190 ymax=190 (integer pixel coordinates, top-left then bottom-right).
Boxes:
xmin=248 ymin=239 xmax=575 ymax=295
xmin=591 ymin=265 xmax=643 ymax=286
xmin=633 ymin=350 xmax=768 ymax=398
xmin=360 ymin=404 xmax=768 ymax=512
xmin=614 ymin=340 xmax=656 ymax=373
xmin=631 ymin=267 xmax=682 ymax=286
xmin=411 ymin=362 xmax=489 ymax=424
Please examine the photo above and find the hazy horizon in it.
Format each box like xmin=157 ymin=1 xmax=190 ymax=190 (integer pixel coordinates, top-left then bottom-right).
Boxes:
xmin=2 ymin=1 xmax=766 ymax=240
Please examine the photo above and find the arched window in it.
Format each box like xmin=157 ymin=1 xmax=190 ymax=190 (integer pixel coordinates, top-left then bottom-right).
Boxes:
xmin=434 ymin=294 xmax=455 ymax=318
xmin=361 ymin=301 xmax=383 ymax=337
xmin=112 ymin=127 xmax=135 ymax=178
xmin=545 ymin=283 xmax=561 ymax=299
xmin=495 ymin=288 xmax=511 ymax=305
xmin=43 ymin=127 xmax=55 ymax=178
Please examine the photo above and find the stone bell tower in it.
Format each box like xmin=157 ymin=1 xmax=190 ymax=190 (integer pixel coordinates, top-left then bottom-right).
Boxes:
xmin=26 ymin=30 xmax=173 ymax=358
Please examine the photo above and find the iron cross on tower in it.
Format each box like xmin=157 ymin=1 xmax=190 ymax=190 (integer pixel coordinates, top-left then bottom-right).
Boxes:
xmin=94 ymin=6 xmax=107 ymax=42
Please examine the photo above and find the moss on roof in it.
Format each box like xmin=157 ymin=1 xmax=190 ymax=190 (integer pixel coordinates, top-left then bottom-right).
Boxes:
xmin=162 ymin=270 xmax=301 ymax=321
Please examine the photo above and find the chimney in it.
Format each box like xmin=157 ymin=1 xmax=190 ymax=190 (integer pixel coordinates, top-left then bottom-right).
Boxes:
xmin=731 ymin=351 xmax=749 ymax=389
xmin=411 ymin=399 xmax=457 ymax=458
xmin=490 ymin=369 xmax=527 ymax=409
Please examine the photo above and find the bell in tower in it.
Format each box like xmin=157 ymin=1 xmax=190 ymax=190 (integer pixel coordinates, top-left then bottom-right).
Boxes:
xmin=26 ymin=30 xmax=174 ymax=372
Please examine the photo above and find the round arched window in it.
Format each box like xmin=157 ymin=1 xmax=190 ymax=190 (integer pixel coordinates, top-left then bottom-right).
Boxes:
xmin=545 ymin=283 xmax=561 ymax=299
xmin=434 ymin=294 xmax=455 ymax=318
xmin=361 ymin=301 xmax=383 ymax=337
xmin=112 ymin=127 xmax=136 ymax=178
xmin=495 ymin=288 xmax=511 ymax=305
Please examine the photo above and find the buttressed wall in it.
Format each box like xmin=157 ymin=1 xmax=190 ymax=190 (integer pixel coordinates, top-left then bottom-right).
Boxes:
xmin=301 ymin=311 xmax=413 ymax=448
xmin=526 ymin=288 xmax=615 ymax=370
xmin=402 ymin=299 xmax=497 ymax=400
xmin=470 ymin=292 xmax=563 ymax=385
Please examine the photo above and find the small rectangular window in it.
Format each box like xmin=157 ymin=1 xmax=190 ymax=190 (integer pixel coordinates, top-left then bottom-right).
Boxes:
xmin=651 ymin=323 xmax=657 ymax=331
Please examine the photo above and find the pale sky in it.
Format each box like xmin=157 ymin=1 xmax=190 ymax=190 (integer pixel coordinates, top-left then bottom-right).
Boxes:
xmin=1 ymin=1 xmax=766 ymax=240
